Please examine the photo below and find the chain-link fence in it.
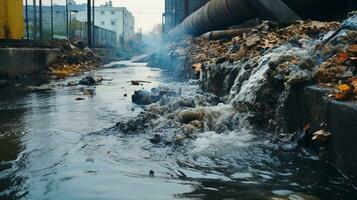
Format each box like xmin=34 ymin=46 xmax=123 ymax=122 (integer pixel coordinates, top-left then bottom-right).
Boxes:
xmin=24 ymin=0 xmax=85 ymax=41
xmin=93 ymin=25 xmax=116 ymax=48
xmin=70 ymin=20 xmax=116 ymax=48
xmin=1 ymin=0 xmax=116 ymax=48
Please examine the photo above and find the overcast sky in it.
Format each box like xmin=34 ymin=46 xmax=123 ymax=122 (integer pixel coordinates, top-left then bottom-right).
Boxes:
xmin=48 ymin=0 xmax=164 ymax=33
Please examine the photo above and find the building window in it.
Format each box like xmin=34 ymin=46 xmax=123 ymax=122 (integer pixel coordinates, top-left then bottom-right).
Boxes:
xmin=111 ymin=11 xmax=115 ymax=15
xmin=101 ymin=11 xmax=105 ymax=15
xmin=111 ymin=21 xmax=115 ymax=26
xmin=101 ymin=21 xmax=105 ymax=25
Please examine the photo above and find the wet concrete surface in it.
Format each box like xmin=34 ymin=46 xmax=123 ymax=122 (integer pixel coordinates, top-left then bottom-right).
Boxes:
xmin=0 ymin=61 xmax=356 ymax=200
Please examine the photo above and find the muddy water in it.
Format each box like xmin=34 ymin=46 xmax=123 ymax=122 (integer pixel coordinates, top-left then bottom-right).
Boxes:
xmin=0 ymin=61 xmax=356 ymax=200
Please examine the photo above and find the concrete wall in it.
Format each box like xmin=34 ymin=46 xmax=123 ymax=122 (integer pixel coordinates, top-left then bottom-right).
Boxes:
xmin=0 ymin=48 xmax=58 ymax=76
xmin=282 ymin=85 xmax=357 ymax=185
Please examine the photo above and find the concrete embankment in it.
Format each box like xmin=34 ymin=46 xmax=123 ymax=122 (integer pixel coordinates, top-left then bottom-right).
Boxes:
xmin=147 ymin=15 xmax=357 ymax=183
xmin=282 ymin=85 xmax=357 ymax=183
xmin=0 ymin=47 xmax=59 ymax=76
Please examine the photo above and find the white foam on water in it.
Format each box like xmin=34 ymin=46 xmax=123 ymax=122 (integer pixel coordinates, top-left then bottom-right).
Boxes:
xmin=191 ymin=130 xmax=255 ymax=154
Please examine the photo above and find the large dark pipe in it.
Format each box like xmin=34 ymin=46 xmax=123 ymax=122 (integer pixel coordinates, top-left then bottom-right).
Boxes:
xmin=169 ymin=0 xmax=353 ymax=39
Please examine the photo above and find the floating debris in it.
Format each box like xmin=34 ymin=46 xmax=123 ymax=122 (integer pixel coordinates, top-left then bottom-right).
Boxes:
xmin=130 ymin=80 xmax=152 ymax=86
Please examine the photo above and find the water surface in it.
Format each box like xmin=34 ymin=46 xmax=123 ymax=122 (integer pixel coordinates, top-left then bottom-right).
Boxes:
xmin=0 ymin=62 xmax=355 ymax=200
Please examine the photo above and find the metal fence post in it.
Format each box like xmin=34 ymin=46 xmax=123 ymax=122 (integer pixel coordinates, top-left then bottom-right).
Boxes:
xmin=33 ymin=0 xmax=37 ymax=40
xmin=39 ymin=0 xmax=42 ymax=40
xmin=25 ymin=0 xmax=29 ymax=40
xmin=87 ymin=0 xmax=92 ymax=48
xmin=51 ymin=0 xmax=53 ymax=40
xmin=66 ymin=0 xmax=69 ymax=39
xmin=92 ymin=0 xmax=95 ymax=47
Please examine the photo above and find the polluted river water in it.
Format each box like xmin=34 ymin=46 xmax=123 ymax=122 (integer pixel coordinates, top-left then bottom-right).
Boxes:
xmin=0 ymin=61 xmax=356 ymax=200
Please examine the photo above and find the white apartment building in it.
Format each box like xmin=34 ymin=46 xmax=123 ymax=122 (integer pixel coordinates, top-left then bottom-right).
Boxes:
xmin=75 ymin=1 xmax=135 ymax=43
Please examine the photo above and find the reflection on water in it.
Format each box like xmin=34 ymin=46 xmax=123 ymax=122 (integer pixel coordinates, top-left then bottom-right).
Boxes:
xmin=0 ymin=62 xmax=356 ymax=200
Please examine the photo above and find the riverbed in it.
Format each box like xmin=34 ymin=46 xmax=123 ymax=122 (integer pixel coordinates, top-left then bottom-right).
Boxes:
xmin=0 ymin=61 xmax=356 ymax=200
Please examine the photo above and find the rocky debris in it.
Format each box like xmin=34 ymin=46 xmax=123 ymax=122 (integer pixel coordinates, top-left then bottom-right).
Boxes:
xmin=131 ymin=86 xmax=178 ymax=105
xmin=116 ymin=111 xmax=158 ymax=134
xmin=132 ymin=90 xmax=161 ymax=105
xmin=149 ymin=170 xmax=155 ymax=177
xmin=115 ymin=82 xmax=237 ymax=144
xmin=119 ymin=14 xmax=356 ymax=149
xmin=162 ymin=14 xmax=357 ymax=131
xmin=79 ymin=76 xmax=96 ymax=86
xmin=149 ymin=134 xmax=162 ymax=144
xmin=48 ymin=40 xmax=104 ymax=78
xmin=78 ymin=76 xmax=103 ymax=86
xmin=179 ymin=108 xmax=204 ymax=124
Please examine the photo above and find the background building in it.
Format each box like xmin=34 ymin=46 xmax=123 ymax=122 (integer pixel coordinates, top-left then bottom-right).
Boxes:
xmin=75 ymin=1 xmax=135 ymax=43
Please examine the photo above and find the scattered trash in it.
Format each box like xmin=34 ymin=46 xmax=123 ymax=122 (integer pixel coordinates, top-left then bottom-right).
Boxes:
xmin=79 ymin=76 xmax=103 ymax=86
xmin=312 ymin=130 xmax=331 ymax=142
xmin=95 ymin=76 xmax=104 ymax=83
xmin=75 ymin=97 xmax=85 ymax=101
xmin=130 ymin=80 xmax=151 ymax=86
xmin=67 ymin=81 xmax=78 ymax=87
xmin=332 ymin=78 xmax=357 ymax=101
xmin=149 ymin=170 xmax=155 ymax=177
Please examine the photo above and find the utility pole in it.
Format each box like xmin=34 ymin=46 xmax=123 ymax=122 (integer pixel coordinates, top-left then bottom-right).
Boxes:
xmin=92 ymin=0 xmax=95 ymax=46
xmin=184 ymin=0 xmax=189 ymax=18
xmin=51 ymin=0 xmax=53 ymax=40
xmin=33 ymin=0 xmax=37 ymax=40
xmin=39 ymin=0 xmax=43 ymax=40
xmin=66 ymin=0 xmax=69 ymax=39
xmin=174 ymin=0 xmax=177 ymax=26
xmin=122 ymin=10 xmax=125 ymax=43
xmin=87 ymin=0 xmax=92 ymax=48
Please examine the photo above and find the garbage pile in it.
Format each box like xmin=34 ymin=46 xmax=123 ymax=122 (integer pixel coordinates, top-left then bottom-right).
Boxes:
xmin=48 ymin=40 xmax=104 ymax=78
xmin=171 ymin=16 xmax=357 ymax=101
xmin=140 ymin=13 xmax=357 ymax=136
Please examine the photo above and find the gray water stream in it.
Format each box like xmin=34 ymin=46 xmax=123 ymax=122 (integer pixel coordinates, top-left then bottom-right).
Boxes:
xmin=0 ymin=61 xmax=355 ymax=200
